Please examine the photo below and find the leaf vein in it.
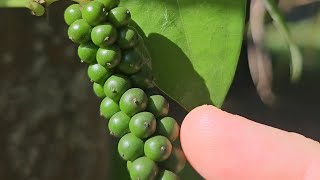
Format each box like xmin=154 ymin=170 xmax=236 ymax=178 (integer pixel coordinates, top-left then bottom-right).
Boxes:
xmin=176 ymin=0 xmax=193 ymax=59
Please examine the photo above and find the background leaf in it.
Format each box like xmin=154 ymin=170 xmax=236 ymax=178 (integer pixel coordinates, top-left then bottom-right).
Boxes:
xmin=0 ymin=0 xmax=26 ymax=7
xmin=121 ymin=0 xmax=247 ymax=110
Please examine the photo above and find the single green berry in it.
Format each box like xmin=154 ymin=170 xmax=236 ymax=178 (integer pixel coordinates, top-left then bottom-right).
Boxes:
xmin=147 ymin=95 xmax=169 ymax=118
xmin=156 ymin=117 xmax=179 ymax=142
xmin=96 ymin=0 xmax=120 ymax=10
xmin=118 ymin=133 xmax=144 ymax=161
xmin=68 ymin=19 xmax=92 ymax=44
xmin=91 ymin=24 xmax=117 ymax=47
xmin=77 ymin=41 xmax=98 ymax=63
xmin=28 ymin=1 xmax=45 ymax=16
xmin=64 ymin=4 xmax=82 ymax=25
xmin=96 ymin=46 xmax=121 ymax=68
xmin=157 ymin=170 xmax=179 ymax=180
xmin=93 ymin=82 xmax=106 ymax=98
xmin=131 ymin=157 xmax=158 ymax=180
xmin=127 ymin=160 xmax=132 ymax=172
xmin=87 ymin=63 xmax=113 ymax=84
xmin=104 ymin=74 xmax=131 ymax=102
xmin=118 ymin=49 xmax=143 ymax=74
xmin=119 ymin=88 xmax=148 ymax=117
xmin=107 ymin=7 xmax=131 ymax=27
xmin=130 ymin=65 xmax=155 ymax=89
xmin=144 ymin=136 xmax=172 ymax=162
xmin=108 ymin=111 xmax=130 ymax=137
xmin=127 ymin=161 xmax=136 ymax=180
xmin=82 ymin=1 xmax=106 ymax=26
xmin=129 ymin=112 xmax=156 ymax=139
xmin=100 ymin=96 xmax=120 ymax=119
xmin=117 ymin=26 xmax=139 ymax=49
xmin=160 ymin=147 xmax=186 ymax=174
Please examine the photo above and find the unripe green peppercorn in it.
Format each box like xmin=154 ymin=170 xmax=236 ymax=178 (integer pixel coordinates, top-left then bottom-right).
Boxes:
xmin=127 ymin=160 xmax=132 ymax=172
xmin=129 ymin=112 xmax=156 ymax=139
xmin=147 ymin=95 xmax=169 ymax=118
xmin=82 ymin=1 xmax=106 ymax=26
xmin=156 ymin=117 xmax=180 ymax=142
xmin=104 ymin=74 xmax=131 ymax=102
xmin=96 ymin=0 xmax=120 ymax=10
xmin=107 ymin=7 xmax=131 ymax=27
xmin=64 ymin=4 xmax=82 ymax=25
xmin=118 ymin=49 xmax=143 ymax=74
xmin=87 ymin=63 xmax=113 ymax=84
xmin=144 ymin=136 xmax=172 ymax=162
xmin=78 ymin=41 xmax=98 ymax=63
xmin=68 ymin=19 xmax=92 ymax=44
xmin=127 ymin=160 xmax=135 ymax=180
xmin=118 ymin=133 xmax=144 ymax=161
xmin=157 ymin=170 xmax=179 ymax=180
xmin=160 ymin=147 xmax=186 ymax=174
xmin=93 ymin=82 xmax=106 ymax=98
xmin=100 ymin=96 xmax=120 ymax=119
xmin=108 ymin=111 xmax=130 ymax=137
xmin=119 ymin=88 xmax=148 ymax=117
xmin=96 ymin=46 xmax=121 ymax=68
xmin=91 ymin=24 xmax=117 ymax=47
xmin=130 ymin=157 xmax=158 ymax=180
xmin=117 ymin=26 xmax=139 ymax=49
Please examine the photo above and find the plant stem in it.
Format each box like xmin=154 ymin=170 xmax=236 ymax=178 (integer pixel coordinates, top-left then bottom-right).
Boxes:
xmin=0 ymin=0 xmax=91 ymax=8
xmin=263 ymin=0 xmax=303 ymax=82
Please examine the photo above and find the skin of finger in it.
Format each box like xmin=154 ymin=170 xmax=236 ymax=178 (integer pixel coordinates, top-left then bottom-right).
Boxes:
xmin=180 ymin=105 xmax=320 ymax=180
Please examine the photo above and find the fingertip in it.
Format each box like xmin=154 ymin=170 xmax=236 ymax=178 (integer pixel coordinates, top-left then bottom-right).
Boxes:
xmin=304 ymin=157 xmax=320 ymax=180
xmin=180 ymin=105 xmax=320 ymax=180
xmin=180 ymin=105 xmax=226 ymax=179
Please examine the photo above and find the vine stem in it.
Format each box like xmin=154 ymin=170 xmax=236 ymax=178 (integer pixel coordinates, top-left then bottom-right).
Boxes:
xmin=263 ymin=0 xmax=303 ymax=82
xmin=1 ymin=0 xmax=91 ymax=15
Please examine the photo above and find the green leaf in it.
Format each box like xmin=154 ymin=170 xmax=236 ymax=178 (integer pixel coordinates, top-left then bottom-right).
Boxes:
xmin=122 ymin=0 xmax=247 ymax=110
xmin=0 ymin=0 xmax=26 ymax=7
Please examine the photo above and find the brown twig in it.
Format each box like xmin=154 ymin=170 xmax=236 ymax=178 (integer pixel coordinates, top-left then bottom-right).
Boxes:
xmin=247 ymin=0 xmax=276 ymax=105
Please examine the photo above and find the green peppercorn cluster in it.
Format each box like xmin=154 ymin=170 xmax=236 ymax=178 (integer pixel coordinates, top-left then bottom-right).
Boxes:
xmin=64 ymin=1 xmax=186 ymax=179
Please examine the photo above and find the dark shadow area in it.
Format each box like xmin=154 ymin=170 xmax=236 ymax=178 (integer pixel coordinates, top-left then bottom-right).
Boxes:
xmin=285 ymin=1 xmax=320 ymax=22
xmin=146 ymin=33 xmax=211 ymax=111
xmin=224 ymin=41 xmax=320 ymax=141
xmin=131 ymin=21 xmax=211 ymax=111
